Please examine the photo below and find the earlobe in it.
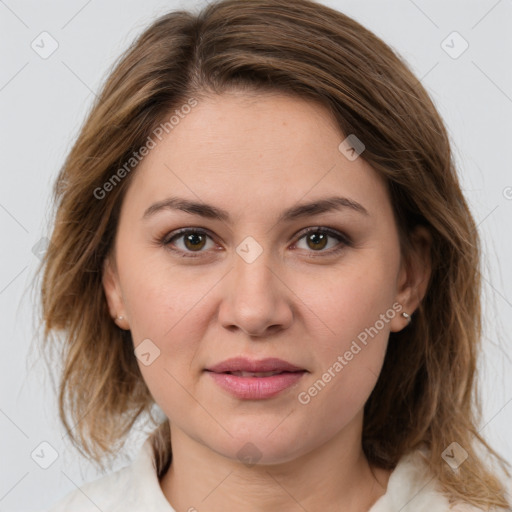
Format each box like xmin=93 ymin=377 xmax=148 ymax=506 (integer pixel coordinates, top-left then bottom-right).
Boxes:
xmin=390 ymin=225 xmax=432 ymax=333
xmin=102 ymin=255 xmax=127 ymax=327
xmin=390 ymin=302 xmax=413 ymax=333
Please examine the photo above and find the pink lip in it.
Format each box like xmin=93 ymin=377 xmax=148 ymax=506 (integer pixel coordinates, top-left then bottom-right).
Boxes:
xmin=206 ymin=357 xmax=304 ymax=373
xmin=205 ymin=357 xmax=307 ymax=400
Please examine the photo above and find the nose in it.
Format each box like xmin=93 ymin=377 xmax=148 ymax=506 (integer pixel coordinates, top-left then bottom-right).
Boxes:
xmin=218 ymin=248 xmax=294 ymax=338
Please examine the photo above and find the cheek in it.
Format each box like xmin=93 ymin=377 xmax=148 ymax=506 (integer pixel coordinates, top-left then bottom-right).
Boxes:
xmin=117 ymin=252 xmax=220 ymax=405
xmin=117 ymin=240 xmax=205 ymax=339
xmin=299 ymin=254 xmax=398 ymax=353
xmin=293 ymin=251 xmax=398 ymax=412
xmin=295 ymin=291 xmax=392 ymax=433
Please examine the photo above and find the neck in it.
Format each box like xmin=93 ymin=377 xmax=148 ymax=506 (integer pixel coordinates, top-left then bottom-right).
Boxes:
xmin=159 ymin=415 xmax=391 ymax=512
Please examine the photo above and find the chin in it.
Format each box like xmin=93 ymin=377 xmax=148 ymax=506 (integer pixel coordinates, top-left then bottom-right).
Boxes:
xmin=206 ymin=429 xmax=310 ymax=467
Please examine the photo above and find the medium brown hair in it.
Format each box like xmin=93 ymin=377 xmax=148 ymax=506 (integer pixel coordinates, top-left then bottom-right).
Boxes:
xmin=37 ymin=0 xmax=510 ymax=507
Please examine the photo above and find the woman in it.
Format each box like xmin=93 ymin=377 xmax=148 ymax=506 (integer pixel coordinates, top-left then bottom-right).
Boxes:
xmin=40 ymin=0 xmax=511 ymax=510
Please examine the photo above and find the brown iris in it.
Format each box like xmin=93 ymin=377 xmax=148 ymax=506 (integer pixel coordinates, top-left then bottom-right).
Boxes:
xmin=305 ymin=232 xmax=328 ymax=251
xmin=184 ymin=232 xmax=207 ymax=251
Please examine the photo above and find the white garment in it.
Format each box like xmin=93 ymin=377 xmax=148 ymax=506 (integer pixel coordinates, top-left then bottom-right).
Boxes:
xmin=46 ymin=437 xmax=496 ymax=511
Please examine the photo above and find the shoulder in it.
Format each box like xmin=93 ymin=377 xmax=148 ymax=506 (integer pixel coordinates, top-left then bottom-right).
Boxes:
xmin=370 ymin=447 xmax=510 ymax=512
xmin=46 ymin=437 xmax=175 ymax=512
xmin=369 ymin=448 xmax=451 ymax=512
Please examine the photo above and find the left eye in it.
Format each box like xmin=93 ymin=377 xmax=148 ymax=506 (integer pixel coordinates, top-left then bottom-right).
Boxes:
xmin=161 ymin=227 xmax=349 ymax=257
xmin=293 ymin=227 xmax=348 ymax=254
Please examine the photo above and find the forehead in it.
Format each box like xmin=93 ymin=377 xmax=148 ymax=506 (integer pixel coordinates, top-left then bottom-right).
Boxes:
xmin=121 ymin=91 xmax=390 ymax=221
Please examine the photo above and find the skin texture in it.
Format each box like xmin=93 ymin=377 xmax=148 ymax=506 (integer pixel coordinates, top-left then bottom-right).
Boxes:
xmin=103 ymin=91 xmax=432 ymax=512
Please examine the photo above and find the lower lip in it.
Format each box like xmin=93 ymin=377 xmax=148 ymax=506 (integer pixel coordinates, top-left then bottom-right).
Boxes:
xmin=206 ymin=371 xmax=306 ymax=399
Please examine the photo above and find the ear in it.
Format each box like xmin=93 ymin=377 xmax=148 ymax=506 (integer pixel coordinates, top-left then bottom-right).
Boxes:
xmin=390 ymin=225 xmax=432 ymax=332
xmin=102 ymin=254 xmax=129 ymax=329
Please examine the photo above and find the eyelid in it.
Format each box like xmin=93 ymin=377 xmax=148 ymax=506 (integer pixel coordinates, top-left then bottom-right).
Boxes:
xmin=294 ymin=226 xmax=351 ymax=245
xmin=161 ymin=228 xmax=219 ymax=256
xmin=290 ymin=226 xmax=351 ymax=257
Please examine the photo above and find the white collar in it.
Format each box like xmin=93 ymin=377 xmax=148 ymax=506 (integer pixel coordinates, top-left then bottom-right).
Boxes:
xmin=49 ymin=437 xmax=483 ymax=511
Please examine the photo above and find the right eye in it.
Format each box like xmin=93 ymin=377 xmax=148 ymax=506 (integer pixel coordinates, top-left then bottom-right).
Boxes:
xmin=161 ymin=228 xmax=218 ymax=257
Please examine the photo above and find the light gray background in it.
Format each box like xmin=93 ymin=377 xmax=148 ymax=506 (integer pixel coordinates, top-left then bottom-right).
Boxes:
xmin=1 ymin=0 xmax=511 ymax=510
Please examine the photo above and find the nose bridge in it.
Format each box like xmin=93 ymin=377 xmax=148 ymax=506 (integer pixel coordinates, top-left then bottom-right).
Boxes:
xmin=219 ymin=235 xmax=292 ymax=336
xmin=234 ymin=239 xmax=274 ymax=297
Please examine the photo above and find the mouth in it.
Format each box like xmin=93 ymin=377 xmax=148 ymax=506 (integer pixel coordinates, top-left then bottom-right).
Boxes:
xmin=205 ymin=356 xmax=306 ymax=374
xmin=206 ymin=370 xmax=305 ymax=377
xmin=204 ymin=357 xmax=307 ymax=399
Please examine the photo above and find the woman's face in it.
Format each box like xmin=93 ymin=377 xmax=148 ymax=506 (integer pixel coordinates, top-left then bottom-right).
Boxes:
xmin=103 ymin=91 xmax=425 ymax=464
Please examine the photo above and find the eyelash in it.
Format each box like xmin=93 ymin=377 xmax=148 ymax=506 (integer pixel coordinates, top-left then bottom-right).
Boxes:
xmin=159 ymin=227 xmax=351 ymax=259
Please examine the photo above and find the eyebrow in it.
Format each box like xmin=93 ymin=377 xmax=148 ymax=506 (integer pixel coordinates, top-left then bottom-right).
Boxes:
xmin=142 ymin=195 xmax=369 ymax=223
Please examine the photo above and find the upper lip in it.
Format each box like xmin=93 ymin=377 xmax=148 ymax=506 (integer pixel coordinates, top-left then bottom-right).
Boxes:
xmin=205 ymin=357 xmax=305 ymax=373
